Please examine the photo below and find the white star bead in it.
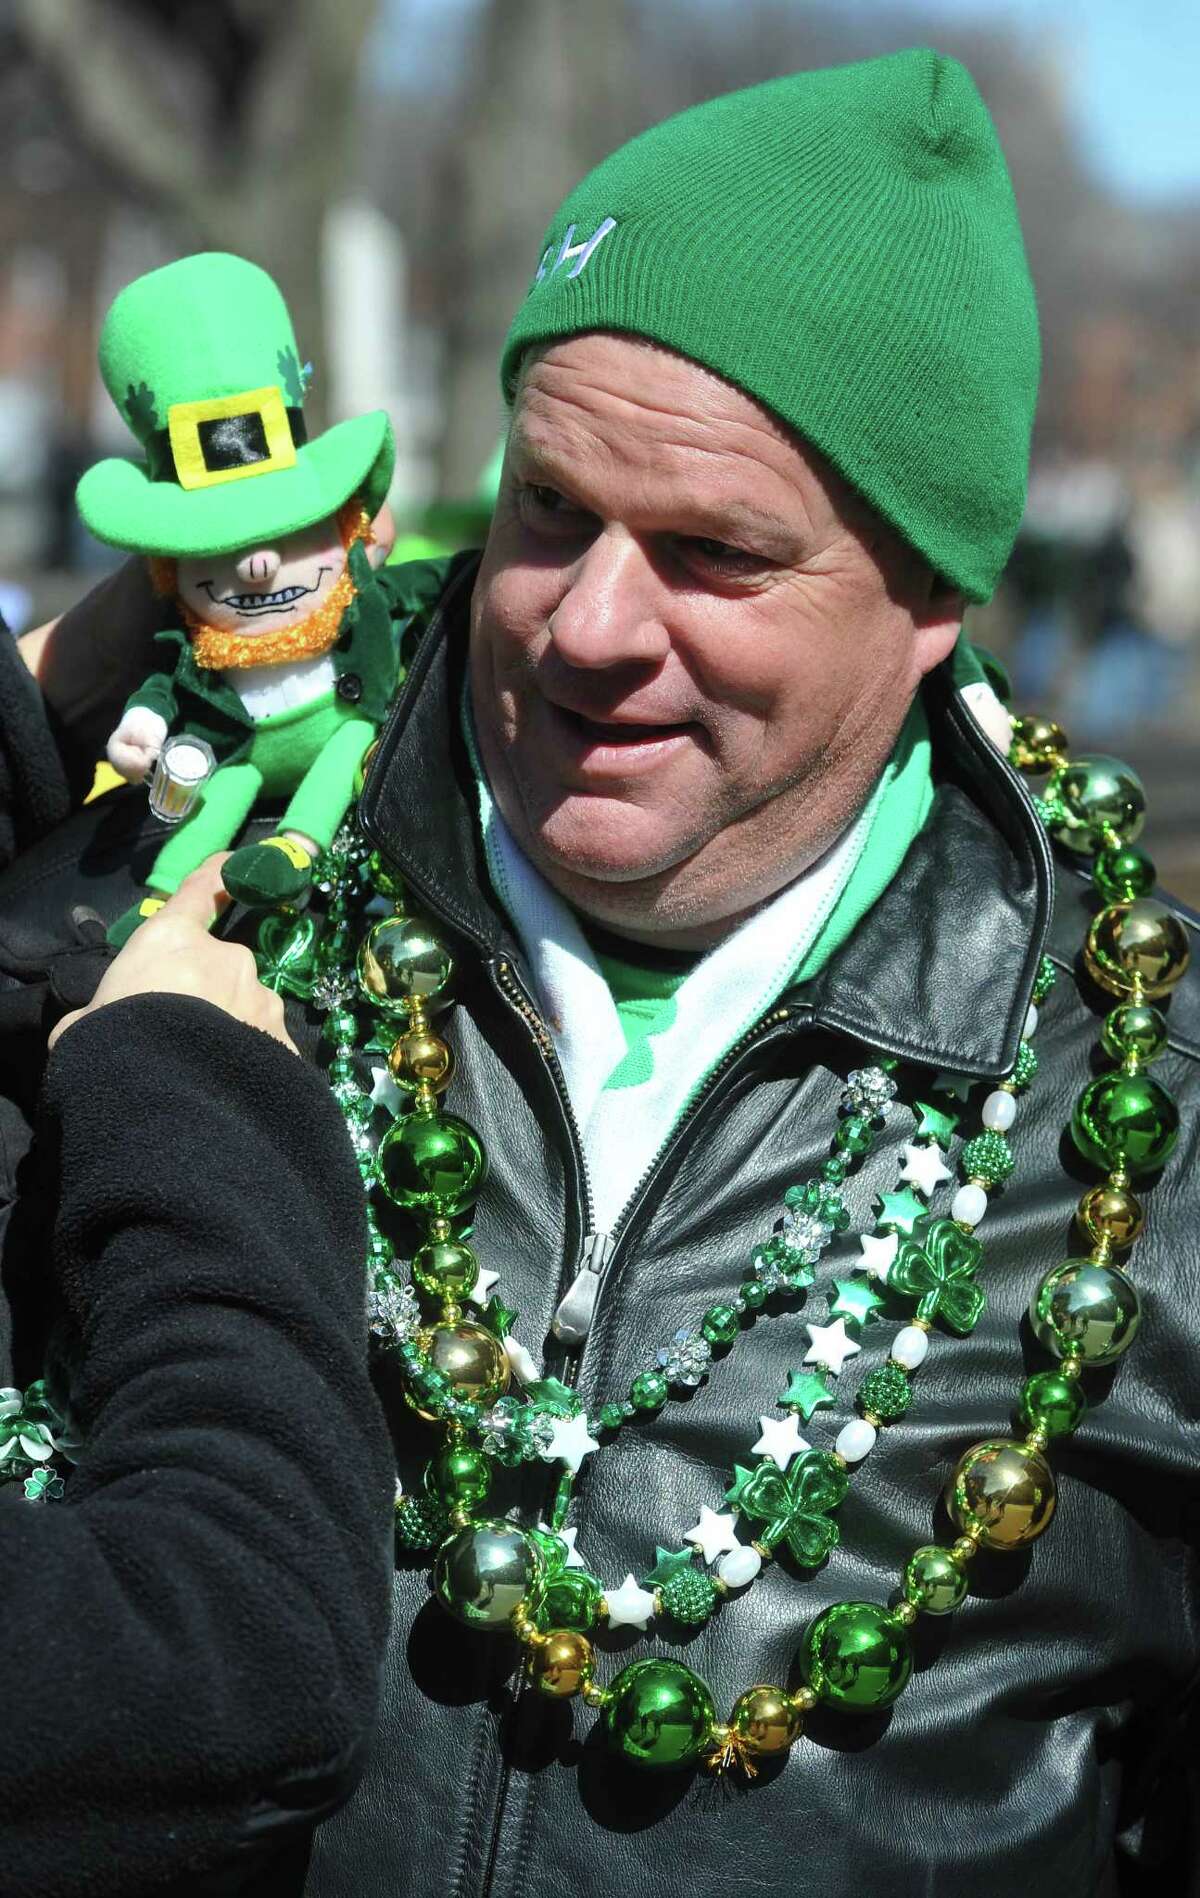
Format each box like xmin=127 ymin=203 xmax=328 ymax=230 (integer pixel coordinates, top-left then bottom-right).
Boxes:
xmin=604 ymin=1574 xmax=657 ymax=1630
xmin=369 ymin=1065 xmax=404 ymax=1117
xmin=804 ymin=1318 xmax=861 ymax=1377
xmin=856 ymin=1230 xmax=899 ymax=1281
xmin=933 ymin=1071 xmax=974 ymax=1102
xmin=545 ymin=1410 xmax=599 ymax=1475
xmin=537 ymin=1523 xmax=587 ymax=1569
xmin=683 ymin=1505 xmax=741 ymax=1567
xmin=503 ymin=1335 xmax=540 ymax=1385
xmin=899 ymin=1141 xmax=952 ymax=1199
xmin=468 ymin=1266 xmax=500 ymax=1307
xmin=751 ymin=1413 xmax=811 ymax=1470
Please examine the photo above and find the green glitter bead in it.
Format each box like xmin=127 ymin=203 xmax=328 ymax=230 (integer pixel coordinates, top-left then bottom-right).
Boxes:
xmin=598 ymin=1402 xmax=627 ymax=1432
xmin=1093 ymin=843 xmax=1156 ymax=902
xmin=321 ymin=1006 xmax=358 ymax=1045
xmin=960 ymin=1131 xmax=1014 ymax=1187
xmin=630 ymin=1370 xmax=668 ymax=1412
xmin=659 ymin=1567 xmax=720 ymax=1627
xmin=394 ymin=1493 xmax=450 ymax=1553
xmin=1071 ymin=1071 xmax=1179 ymax=1176
xmin=903 ymin=1545 xmax=969 ymax=1615
xmin=1008 ymin=1041 xmax=1038 ymax=1089
xmin=800 ymin=1601 xmax=913 ymax=1711
xmin=1018 ymin=1368 xmax=1086 ymax=1438
xmin=701 ymin=1304 xmax=740 ymax=1348
xmin=835 ymin=1114 xmax=873 ymax=1156
xmin=535 ymin=1567 xmax=604 ymax=1632
xmin=1030 ymin=1259 xmax=1141 ymax=1366
xmin=377 ymin=1112 xmax=488 ymax=1216
xmin=1044 ymin=755 xmax=1146 ymax=857
xmin=821 ymin=1156 xmax=850 ymax=1183
xmin=1031 ymin=954 xmax=1058 ymax=1003
xmin=602 ymin=1659 xmax=716 ymax=1770
xmin=327 ymin=1054 xmax=356 ymax=1085
xmin=1100 ymin=1003 xmax=1169 ymax=1067
xmin=738 ymin=1278 xmax=768 ymax=1311
xmin=858 ymin=1362 xmax=911 ymax=1422
xmin=410 ymin=1240 xmax=479 ymax=1303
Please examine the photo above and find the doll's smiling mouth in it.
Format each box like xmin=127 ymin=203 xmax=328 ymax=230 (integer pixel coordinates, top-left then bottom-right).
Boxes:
xmin=199 ymin=570 xmax=329 ymax=616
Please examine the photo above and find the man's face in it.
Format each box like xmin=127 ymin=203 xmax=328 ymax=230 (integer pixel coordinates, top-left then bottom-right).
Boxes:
xmin=470 ymin=334 xmax=961 ymax=946
xmin=175 ymin=514 xmax=352 ymax=636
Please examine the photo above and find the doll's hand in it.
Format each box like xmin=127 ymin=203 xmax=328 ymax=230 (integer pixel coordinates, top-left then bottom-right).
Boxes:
xmin=49 ymin=857 xmax=297 ymax=1054
xmin=107 ymin=707 xmax=169 ymax=783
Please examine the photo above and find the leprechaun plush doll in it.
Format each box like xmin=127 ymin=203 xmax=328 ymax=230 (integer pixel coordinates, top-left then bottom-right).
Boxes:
xmin=76 ymin=252 xmax=426 ymax=946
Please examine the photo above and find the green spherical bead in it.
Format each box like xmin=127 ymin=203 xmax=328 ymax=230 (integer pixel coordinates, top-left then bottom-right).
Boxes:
xmin=738 ymin=1278 xmax=768 ymax=1311
xmin=1030 ymin=1259 xmax=1141 ymax=1366
xmin=358 ymin=916 xmax=453 ymax=1015
xmin=822 ymin=1156 xmax=850 ymax=1183
xmin=835 ymin=1113 xmax=873 ymax=1156
xmin=1018 ymin=1368 xmax=1086 ymax=1439
xmin=602 ymin=1659 xmax=716 ymax=1770
xmin=430 ymin=1445 xmax=491 ymax=1507
xmin=960 ymin=1131 xmax=1015 ymax=1187
xmin=393 ymin=1493 xmax=450 ymax=1552
xmin=858 ymin=1362 xmax=912 ymax=1422
xmin=701 ymin=1303 xmax=740 ymax=1348
xmin=535 ymin=1567 xmax=603 ymax=1632
xmin=1071 ymin=1071 xmax=1178 ymax=1176
xmin=410 ymin=1240 xmax=479 ymax=1303
xmin=1100 ymin=1003 xmax=1169 ymax=1066
xmin=1093 ymin=843 xmax=1156 ymax=902
xmin=1044 ymin=755 xmax=1146 ymax=857
xmin=903 ymin=1545 xmax=969 ymax=1616
xmin=800 ymin=1601 xmax=913 ymax=1710
xmin=434 ymin=1519 xmax=540 ymax=1631
xmin=659 ymin=1567 xmax=720 ymax=1627
xmin=321 ymin=1006 xmax=358 ymax=1045
xmin=377 ymin=1112 xmax=488 ymax=1216
xmin=630 ymin=1370 xmax=668 ymax=1412
xmin=598 ymin=1402 xmax=627 ymax=1432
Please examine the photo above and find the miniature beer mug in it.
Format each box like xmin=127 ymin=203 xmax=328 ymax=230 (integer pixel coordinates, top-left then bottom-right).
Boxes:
xmin=148 ymin=735 xmax=216 ymax=826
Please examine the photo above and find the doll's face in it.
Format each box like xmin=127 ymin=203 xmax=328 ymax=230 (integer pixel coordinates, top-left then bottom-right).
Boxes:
xmin=175 ymin=514 xmax=351 ymax=637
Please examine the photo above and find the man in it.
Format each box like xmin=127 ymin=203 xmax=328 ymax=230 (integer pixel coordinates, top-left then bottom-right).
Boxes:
xmin=1 ymin=47 xmax=1197 ymax=1898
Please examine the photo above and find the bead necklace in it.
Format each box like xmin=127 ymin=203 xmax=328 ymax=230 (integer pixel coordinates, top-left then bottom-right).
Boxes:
xmin=298 ymin=713 xmax=1185 ymax=1778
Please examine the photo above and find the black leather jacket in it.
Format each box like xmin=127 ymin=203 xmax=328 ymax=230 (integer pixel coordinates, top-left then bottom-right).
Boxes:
xmin=2 ymin=559 xmax=1198 ymax=1897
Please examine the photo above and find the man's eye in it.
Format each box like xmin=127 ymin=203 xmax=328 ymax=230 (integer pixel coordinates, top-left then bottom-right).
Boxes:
xmin=516 ymin=483 xmax=583 ymax=526
xmin=680 ymin=536 xmax=768 ymax=577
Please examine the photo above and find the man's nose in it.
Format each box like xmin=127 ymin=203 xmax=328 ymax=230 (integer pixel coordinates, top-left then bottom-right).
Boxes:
xmin=234 ymin=547 xmax=282 ymax=587
xmin=547 ymin=528 xmax=670 ymax=669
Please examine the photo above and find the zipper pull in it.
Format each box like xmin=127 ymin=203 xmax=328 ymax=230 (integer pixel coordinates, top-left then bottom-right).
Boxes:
xmin=551 ymin=1231 xmax=614 ymax=1347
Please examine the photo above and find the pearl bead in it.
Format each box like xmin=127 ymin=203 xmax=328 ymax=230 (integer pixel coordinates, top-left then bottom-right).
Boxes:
xmin=951 ymin=1183 xmax=988 ymax=1228
xmin=717 ymin=1544 xmax=762 ymax=1588
xmin=835 ymin=1419 xmax=877 ymax=1463
xmin=982 ymin=1090 xmax=1016 ymax=1132
xmin=892 ymin=1326 xmax=929 ymax=1370
xmin=1023 ymin=1004 xmax=1039 ymax=1040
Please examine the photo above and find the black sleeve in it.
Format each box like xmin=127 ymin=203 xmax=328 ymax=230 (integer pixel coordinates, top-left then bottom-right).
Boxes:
xmin=1 ymin=995 xmax=395 ymax=1898
xmin=0 ymin=621 xmax=73 ymax=873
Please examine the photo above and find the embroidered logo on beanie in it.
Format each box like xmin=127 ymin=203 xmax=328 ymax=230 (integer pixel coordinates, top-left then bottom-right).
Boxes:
xmin=534 ymin=217 xmax=617 ymax=285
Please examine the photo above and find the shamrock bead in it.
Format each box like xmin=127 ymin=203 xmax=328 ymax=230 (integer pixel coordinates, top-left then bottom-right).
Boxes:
xmin=1071 ymin=1072 xmax=1178 ymax=1176
xmin=659 ymin=1567 xmax=720 ymax=1626
xmin=1085 ymin=899 xmax=1190 ymax=1000
xmin=858 ymin=1362 xmax=911 ymax=1422
xmin=358 ymin=915 xmax=453 ymax=1015
xmin=947 ymin=1440 xmax=1057 ymax=1549
xmin=701 ymin=1304 xmax=740 ymax=1348
xmin=377 ymin=1111 xmax=487 ymax=1215
xmin=603 ymin=1660 xmax=716 ymax=1770
xmin=1018 ymin=1368 xmax=1086 ymax=1439
xmin=1093 ymin=843 xmax=1156 ymax=902
xmin=1030 ymin=1260 xmax=1141 ymax=1366
xmin=1101 ymin=1003 xmax=1168 ymax=1066
xmin=630 ymin=1370 xmax=668 ymax=1412
xmin=1043 ymin=755 xmax=1145 ymax=857
xmin=800 ymin=1601 xmax=913 ymax=1710
xmin=903 ymin=1545 xmax=969 ymax=1615
xmin=434 ymin=1519 xmax=540 ymax=1630
xmin=394 ymin=1492 xmax=450 ymax=1553
xmin=960 ymin=1132 xmax=1014 ymax=1188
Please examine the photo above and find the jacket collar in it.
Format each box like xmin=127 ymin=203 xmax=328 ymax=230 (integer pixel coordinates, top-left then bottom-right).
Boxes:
xmin=360 ymin=553 xmax=1053 ymax=1081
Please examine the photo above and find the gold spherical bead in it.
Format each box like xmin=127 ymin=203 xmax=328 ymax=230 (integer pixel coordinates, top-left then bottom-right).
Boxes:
xmin=415 ymin=1321 xmax=510 ymax=1410
xmin=1085 ymin=898 xmax=1191 ymax=1000
xmin=730 ymin=1685 xmax=804 ymax=1757
xmin=1076 ymin=1182 xmax=1145 ymax=1250
xmin=788 ymin=1687 xmax=819 ymax=1714
xmin=579 ymin=1679 xmax=608 ymax=1709
xmin=389 ymin=1029 xmax=455 ymax=1094
xmin=891 ymin=1600 xmax=919 ymax=1627
xmin=529 ymin=1630 xmax=593 ymax=1699
xmin=1010 ymin=716 xmax=1068 ymax=774
xmin=947 ymin=1440 xmax=1057 ymax=1550
xmin=951 ymin=1535 xmax=981 ymax=1565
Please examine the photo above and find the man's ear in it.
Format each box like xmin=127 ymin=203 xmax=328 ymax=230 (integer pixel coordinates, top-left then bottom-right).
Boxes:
xmin=367 ymin=501 xmax=396 ymax=569
xmin=913 ymin=579 xmax=964 ymax=680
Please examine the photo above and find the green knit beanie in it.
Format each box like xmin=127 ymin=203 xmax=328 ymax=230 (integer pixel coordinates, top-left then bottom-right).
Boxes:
xmin=500 ymin=50 xmax=1039 ymax=602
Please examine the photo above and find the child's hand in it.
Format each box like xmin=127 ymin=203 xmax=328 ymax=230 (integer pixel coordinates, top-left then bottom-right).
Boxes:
xmin=107 ymin=707 xmax=168 ymax=783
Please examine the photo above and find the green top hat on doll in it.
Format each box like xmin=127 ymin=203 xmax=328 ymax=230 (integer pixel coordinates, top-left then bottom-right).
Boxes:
xmin=77 ymin=250 xmax=394 ymax=555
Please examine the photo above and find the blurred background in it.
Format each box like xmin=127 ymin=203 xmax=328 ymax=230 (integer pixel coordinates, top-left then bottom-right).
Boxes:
xmin=1 ymin=0 xmax=1197 ymax=895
